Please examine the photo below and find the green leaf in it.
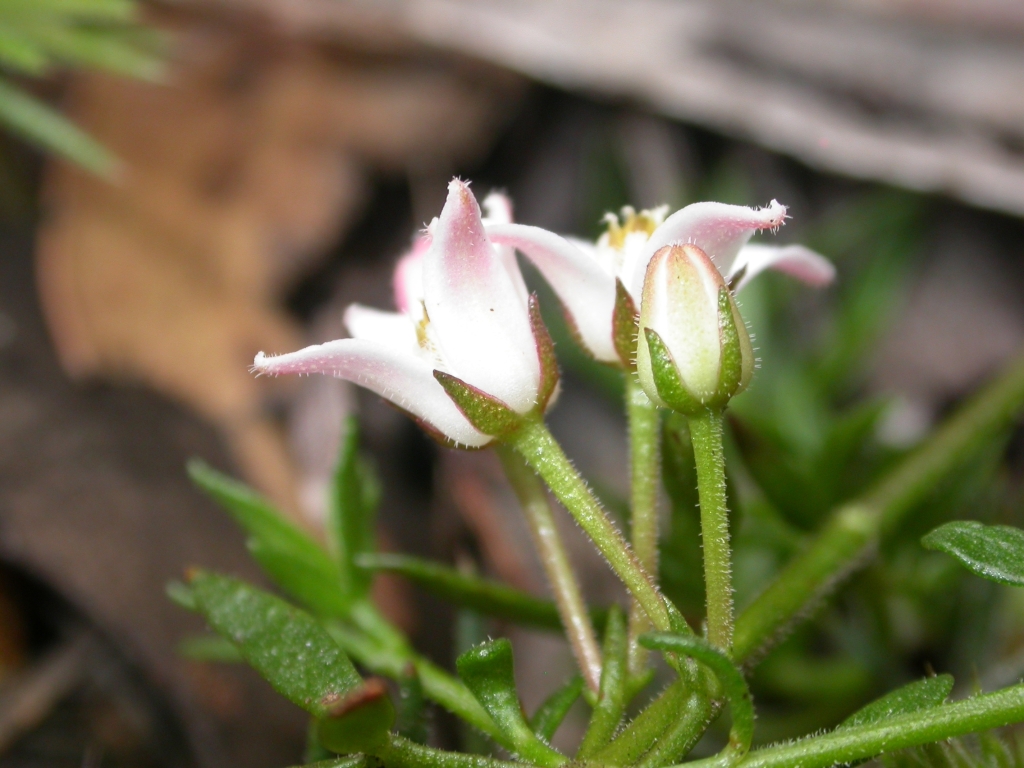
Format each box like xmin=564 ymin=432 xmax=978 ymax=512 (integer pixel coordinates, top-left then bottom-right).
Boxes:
xmin=395 ymin=663 xmax=429 ymax=745
xmin=456 ymin=639 xmax=565 ymax=766
xmin=840 ymin=675 xmax=954 ymax=730
xmin=529 ymin=676 xmax=583 ymax=742
xmin=188 ymin=570 xmax=394 ymax=753
xmin=639 ymin=632 xmax=754 ymax=758
xmin=178 ymin=634 xmax=243 ymax=663
xmin=189 ymin=459 xmax=350 ymax=616
xmin=356 ymin=553 xmax=607 ymax=632
xmin=0 ymin=77 xmax=115 ymax=175
xmin=922 ymin=521 xmax=1024 ymax=587
xmin=578 ymin=606 xmax=628 ymax=757
xmin=189 ymin=570 xmax=362 ymax=715
xmin=166 ymin=580 xmax=197 ymax=610
xmin=288 ymin=756 xmax=372 ymax=768
xmin=328 ymin=419 xmax=380 ymax=600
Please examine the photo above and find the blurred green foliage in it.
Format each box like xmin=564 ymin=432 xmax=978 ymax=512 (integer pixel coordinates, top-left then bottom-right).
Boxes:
xmin=0 ymin=0 xmax=162 ymax=175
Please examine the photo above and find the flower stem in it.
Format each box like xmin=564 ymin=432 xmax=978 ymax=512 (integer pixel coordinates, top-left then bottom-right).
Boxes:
xmin=626 ymin=379 xmax=662 ymax=675
xmin=687 ymin=408 xmax=733 ymax=652
xmin=496 ymin=445 xmax=603 ymax=694
xmin=505 ymin=419 xmax=671 ymax=633
xmin=704 ymin=683 xmax=1024 ymax=768
xmin=733 ymin=352 xmax=1024 ymax=663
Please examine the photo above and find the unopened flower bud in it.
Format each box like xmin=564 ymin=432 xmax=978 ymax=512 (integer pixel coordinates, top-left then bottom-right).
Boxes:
xmin=635 ymin=244 xmax=754 ymax=414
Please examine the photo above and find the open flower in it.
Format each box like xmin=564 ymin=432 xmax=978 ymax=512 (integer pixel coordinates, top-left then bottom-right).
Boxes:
xmin=485 ymin=202 xmax=835 ymax=365
xmin=253 ymin=180 xmax=553 ymax=448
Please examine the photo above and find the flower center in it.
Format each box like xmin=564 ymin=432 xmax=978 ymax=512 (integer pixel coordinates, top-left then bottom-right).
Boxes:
xmin=602 ymin=205 xmax=667 ymax=250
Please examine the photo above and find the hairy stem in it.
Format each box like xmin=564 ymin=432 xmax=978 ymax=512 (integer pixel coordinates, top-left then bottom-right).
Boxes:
xmin=706 ymin=683 xmax=1024 ymax=768
xmin=506 ymin=419 xmax=670 ymax=633
xmin=496 ymin=445 xmax=603 ymax=693
xmin=380 ymin=734 xmax=522 ymax=768
xmin=688 ymin=409 xmax=733 ymax=652
xmin=626 ymin=379 xmax=662 ymax=675
xmin=734 ymin=352 xmax=1024 ymax=663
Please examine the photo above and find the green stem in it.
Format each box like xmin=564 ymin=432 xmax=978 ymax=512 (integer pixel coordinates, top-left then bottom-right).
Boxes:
xmin=705 ymin=683 xmax=1024 ymax=768
xmin=733 ymin=353 xmax=1024 ymax=664
xmin=380 ymin=734 xmax=522 ymax=768
xmin=497 ymin=446 xmax=603 ymax=693
xmin=688 ymin=409 xmax=733 ymax=652
xmin=505 ymin=419 xmax=670 ymax=633
xmin=626 ymin=379 xmax=662 ymax=674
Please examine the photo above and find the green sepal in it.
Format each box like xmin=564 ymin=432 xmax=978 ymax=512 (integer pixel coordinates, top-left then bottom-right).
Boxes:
xmin=317 ymin=678 xmax=396 ymax=755
xmin=188 ymin=460 xmax=349 ymax=616
xmin=640 ymin=632 xmax=754 ymax=757
xmin=329 ymin=418 xmax=380 ymax=599
xmin=530 ymin=676 xmax=584 ymax=742
xmin=434 ymin=371 xmax=524 ymax=437
xmin=578 ymin=605 xmax=629 ymax=757
xmin=714 ymin=286 xmax=744 ymax=405
xmin=840 ymin=674 xmax=954 ymax=730
xmin=356 ymin=553 xmax=607 ymax=633
xmin=644 ymin=328 xmax=704 ymax=416
xmin=922 ymin=521 xmax=1024 ymax=587
xmin=456 ymin=639 xmax=566 ymax=766
xmin=529 ymin=293 xmax=561 ymax=412
xmin=612 ymin=278 xmax=639 ymax=370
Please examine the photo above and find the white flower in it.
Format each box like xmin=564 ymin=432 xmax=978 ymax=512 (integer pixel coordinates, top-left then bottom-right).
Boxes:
xmin=485 ymin=201 xmax=835 ymax=364
xmin=253 ymin=180 xmax=548 ymax=448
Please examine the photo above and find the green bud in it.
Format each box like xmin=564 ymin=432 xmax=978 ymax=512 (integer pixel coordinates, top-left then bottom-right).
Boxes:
xmin=635 ymin=244 xmax=754 ymax=414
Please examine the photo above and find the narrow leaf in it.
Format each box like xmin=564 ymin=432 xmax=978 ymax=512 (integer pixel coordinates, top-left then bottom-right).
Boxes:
xmin=188 ymin=570 xmax=363 ymax=716
xmin=640 ymin=632 xmax=754 ymax=757
xmin=189 ymin=460 xmax=349 ymax=615
xmin=0 ymin=77 xmax=115 ymax=176
xmin=178 ymin=634 xmax=243 ymax=663
xmin=841 ymin=675 xmax=955 ymax=730
xmin=922 ymin=521 xmax=1024 ymax=587
xmin=189 ymin=571 xmax=394 ymax=754
xmin=395 ymin=663 xmax=429 ymax=745
xmin=357 ymin=553 xmax=607 ymax=632
xmin=457 ymin=639 xmax=565 ymax=766
xmin=578 ymin=606 xmax=628 ymax=757
xmin=530 ymin=676 xmax=583 ymax=742
xmin=329 ymin=418 xmax=379 ymax=599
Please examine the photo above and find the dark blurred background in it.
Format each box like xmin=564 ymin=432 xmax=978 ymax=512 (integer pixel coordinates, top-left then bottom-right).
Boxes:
xmin=4 ymin=1 xmax=1024 ymax=767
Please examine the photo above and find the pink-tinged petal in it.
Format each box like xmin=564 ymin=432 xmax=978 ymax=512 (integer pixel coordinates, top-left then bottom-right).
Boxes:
xmin=253 ymin=340 xmax=490 ymax=447
xmin=393 ymin=235 xmax=431 ymax=314
xmin=423 ymin=180 xmax=540 ymax=413
xmin=487 ymin=222 xmax=619 ymax=363
xmin=482 ymin=191 xmax=530 ymax=307
xmin=343 ymin=304 xmax=418 ymax=351
xmin=482 ymin=191 xmax=513 ymax=225
xmin=630 ymin=200 xmax=788 ymax=295
xmin=729 ymin=244 xmax=836 ymax=293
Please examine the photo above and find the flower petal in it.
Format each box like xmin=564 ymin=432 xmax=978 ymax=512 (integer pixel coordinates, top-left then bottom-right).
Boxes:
xmin=392 ymin=235 xmax=430 ymax=314
xmin=482 ymin=191 xmax=530 ymax=307
xmin=487 ymin=223 xmax=619 ymax=363
xmin=631 ymin=200 xmax=787 ymax=295
xmin=343 ymin=304 xmax=418 ymax=351
xmin=253 ymin=339 xmax=490 ymax=447
xmin=729 ymin=244 xmax=836 ymax=293
xmin=423 ymin=180 xmax=540 ymax=413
